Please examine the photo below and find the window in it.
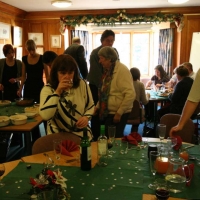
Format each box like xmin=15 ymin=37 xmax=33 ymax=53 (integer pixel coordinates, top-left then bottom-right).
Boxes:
xmin=92 ymin=31 xmax=157 ymax=77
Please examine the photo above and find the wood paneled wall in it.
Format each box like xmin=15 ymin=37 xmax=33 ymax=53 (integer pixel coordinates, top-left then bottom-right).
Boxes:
xmin=0 ymin=1 xmax=200 ymax=70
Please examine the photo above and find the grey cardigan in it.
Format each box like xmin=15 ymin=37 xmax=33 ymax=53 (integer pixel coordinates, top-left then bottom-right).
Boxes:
xmin=0 ymin=58 xmax=22 ymax=83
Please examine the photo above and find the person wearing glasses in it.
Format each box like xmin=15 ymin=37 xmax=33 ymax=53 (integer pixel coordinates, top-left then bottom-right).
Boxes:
xmin=87 ymin=29 xmax=119 ymax=140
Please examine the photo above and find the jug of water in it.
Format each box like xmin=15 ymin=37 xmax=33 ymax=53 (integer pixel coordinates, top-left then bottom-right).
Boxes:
xmin=165 ymin=157 xmax=191 ymax=193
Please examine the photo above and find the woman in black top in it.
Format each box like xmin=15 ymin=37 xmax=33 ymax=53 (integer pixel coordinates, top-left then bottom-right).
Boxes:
xmin=146 ymin=65 xmax=170 ymax=89
xmin=0 ymin=44 xmax=23 ymax=101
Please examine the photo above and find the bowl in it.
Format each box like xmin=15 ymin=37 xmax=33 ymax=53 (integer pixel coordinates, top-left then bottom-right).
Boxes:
xmin=0 ymin=116 xmax=10 ymax=127
xmin=24 ymin=107 xmax=39 ymax=113
xmin=15 ymin=98 xmax=34 ymax=106
xmin=10 ymin=115 xmax=27 ymax=125
xmin=0 ymin=100 xmax=11 ymax=107
xmin=20 ymin=112 xmax=37 ymax=118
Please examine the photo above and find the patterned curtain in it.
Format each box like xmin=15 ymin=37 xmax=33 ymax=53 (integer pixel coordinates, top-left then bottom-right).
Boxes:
xmin=158 ymin=28 xmax=174 ymax=76
xmin=71 ymin=30 xmax=89 ymax=59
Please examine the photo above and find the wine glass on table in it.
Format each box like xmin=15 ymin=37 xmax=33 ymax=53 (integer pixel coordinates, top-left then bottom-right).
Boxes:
xmin=157 ymin=124 xmax=166 ymax=146
xmin=0 ymin=163 xmax=5 ymax=187
xmin=148 ymin=151 xmax=160 ymax=190
xmin=53 ymin=139 xmax=62 ymax=170
xmin=107 ymin=125 xmax=116 ymax=156
xmin=166 ymin=137 xmax=177 ymax=157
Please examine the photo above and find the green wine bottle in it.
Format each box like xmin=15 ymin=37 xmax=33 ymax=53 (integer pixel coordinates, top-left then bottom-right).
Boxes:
xmin=80 ymin=127 xmax=91 ymax=171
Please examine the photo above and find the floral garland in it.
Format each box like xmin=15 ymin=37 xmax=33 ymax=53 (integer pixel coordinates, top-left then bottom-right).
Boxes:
xmin=60 ymin=9 xmax=184 ymax=34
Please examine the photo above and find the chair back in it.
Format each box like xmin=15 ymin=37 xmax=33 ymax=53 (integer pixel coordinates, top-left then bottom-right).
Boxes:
xmin=32 ymin=132 xmax=80 ymax=155
xmin=127 ymin=100 xmax=145 ymax=125
xmin=160 ymin=113 xmax=195 ymax=143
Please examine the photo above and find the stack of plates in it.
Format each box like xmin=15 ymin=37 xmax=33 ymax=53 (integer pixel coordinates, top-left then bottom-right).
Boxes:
xmin=0 ymin=116 xmax=10 ymax=127
xmin=0 ymin=100 xmax=11 ymax=107
xmin=10 ymin=115 xmax=27 ymax=125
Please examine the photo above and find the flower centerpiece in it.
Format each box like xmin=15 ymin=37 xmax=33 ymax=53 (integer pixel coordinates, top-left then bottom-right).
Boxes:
xmin=29 ymin=168 xmax=70 ymax=200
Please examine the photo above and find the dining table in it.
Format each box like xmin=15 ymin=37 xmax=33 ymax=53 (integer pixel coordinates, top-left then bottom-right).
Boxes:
xmin=145 ymin=89 xmax=170 ymax=134
xmin=0 ymin=138 xmax=199 ymax=200
xmin=0 ymin=102 xmax=43 ymax=156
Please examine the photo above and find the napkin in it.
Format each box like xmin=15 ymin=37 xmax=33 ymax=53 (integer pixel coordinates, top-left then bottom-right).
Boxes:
xmin=122 ymin=132 xmax=142 ymax=146
xmin=61 ymin=140 xmax=79 ymax=157
xmin=173 ymin=135 xmax=182 ymax=151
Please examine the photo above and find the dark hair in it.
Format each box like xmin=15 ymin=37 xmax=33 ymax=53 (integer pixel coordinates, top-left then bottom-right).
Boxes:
xmin=25 ymin=39 xmax=36 ymax=51
xmin=100 ymin=30 xmax=115 ymax=43
xmin=3 ymin=44 xmax=14 ymax=57
xmin=175 ymin=65 xmax=189 ymax=77
xmin=154 ymin=65 xmax=167 ymax=79
xmin=130 ymin=67 xmax=141 ymax=81
xmin=49 ymin=54 xmax=80 ymax=90
xmin=42 ymin=51 xmax=58 ymax=64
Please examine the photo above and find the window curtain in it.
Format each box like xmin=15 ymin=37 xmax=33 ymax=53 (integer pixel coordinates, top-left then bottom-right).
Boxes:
xmin=71 ymin=30 xmax=89 ymax=59
xmin=158 ymin=28 xmax=174 ymax=76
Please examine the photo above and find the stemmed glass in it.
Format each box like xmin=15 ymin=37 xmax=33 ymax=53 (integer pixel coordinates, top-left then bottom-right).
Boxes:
xmin=157 ymin=124 xmax=166 ymax=146
xmin=107 ymin=125 xmax=116 ymax=156
xmin=148 ymin=151 xmax=160 ymax=190
xmin=53 ymin=139 xmax=62 ymax=169
xmin=167 ymin=137 xmax=177 ymax=149
xmin=0 ymin=163 xmax=5 ymax=187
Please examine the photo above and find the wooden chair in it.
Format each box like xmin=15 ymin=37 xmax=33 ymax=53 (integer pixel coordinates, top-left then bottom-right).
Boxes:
xmin=127 ymin=100 xmax=145 ymax=129
xmin=160 ymin=113 xmax=195 ymax=143
xmin=32 ymin=132 xmax=81 ymax=155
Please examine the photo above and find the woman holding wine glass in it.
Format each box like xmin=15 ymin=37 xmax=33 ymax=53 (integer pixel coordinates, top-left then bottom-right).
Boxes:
xmin=39 ymin=54 xmax=94 ymax=140
xmin=0 ymin=163 xmax=5 ymax=187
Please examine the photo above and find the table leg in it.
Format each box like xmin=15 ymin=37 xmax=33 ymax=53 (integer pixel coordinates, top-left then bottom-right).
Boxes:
xmin=23 ymin=132 xmax=32 ymax=155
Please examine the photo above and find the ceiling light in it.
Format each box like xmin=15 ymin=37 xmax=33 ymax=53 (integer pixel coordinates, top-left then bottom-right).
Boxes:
xmin=168 ymin=0 xmax=189 ymax=4
xmin=51 ymin=0 xmax=72 ymax=8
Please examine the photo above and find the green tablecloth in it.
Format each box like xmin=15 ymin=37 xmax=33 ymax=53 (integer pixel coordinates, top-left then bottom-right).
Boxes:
xmin=0 ymin=144 xmax=200 ymax=200
xmin=0 ymin=102 xmax=36 ymax=123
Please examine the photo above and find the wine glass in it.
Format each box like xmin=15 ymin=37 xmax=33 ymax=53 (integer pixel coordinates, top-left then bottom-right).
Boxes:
xmin=107 ymin=125 xmax=116 ymax=156
xmin=0 ymin=163 xmax=5 ymax=187
xmin=148 ymin=151 xmax=160 ymax=190
xmin=157 ymin=124 xmax=166 ymax=146
xmin=167 ymin=137 xmax=177 ymax=149
xmin=53 ymin=139 xmax=62 ymax=169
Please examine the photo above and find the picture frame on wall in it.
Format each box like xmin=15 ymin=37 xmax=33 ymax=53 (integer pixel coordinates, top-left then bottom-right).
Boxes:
xmin=13 ymin=26 xmax=23 ymax=46
xmin=50 ymin=35 xmax=61 ymax=48
xmin=28 ymin=33 xmax=43 ymax=45
xmin=0 ymin=44 xmax=5 ymax=58
xmin=0 ymin=22 xmax=11 ymax=39
xmin=16 ymin=47 xmax=22 ymax=61
xmin=37 ymin=47 xmax=44 ymax=55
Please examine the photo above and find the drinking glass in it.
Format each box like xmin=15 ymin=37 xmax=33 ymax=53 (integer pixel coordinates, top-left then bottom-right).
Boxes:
xmin=0 ymin=163 xmax=5 ymax=187
xmin=167 ymin=137 xmax=177 ymax=149
xmin=108 ymin=125 xmax=116 ymax=155
xmin=148 ymin=151 xmax=160 ymax=190
xmin=157 ymin=124 xmax=166 ymax=146
xmin=120 ymin=140 xmax=128 ymax=154
xmin=53 ymin=139 xmax=62 ymax=169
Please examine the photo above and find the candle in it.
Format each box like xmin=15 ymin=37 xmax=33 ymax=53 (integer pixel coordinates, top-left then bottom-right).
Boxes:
xmin=155 ymin=157 xmax=169 ymax=174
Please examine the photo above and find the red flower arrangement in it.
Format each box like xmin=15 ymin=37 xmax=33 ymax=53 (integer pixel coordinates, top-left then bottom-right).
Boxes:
xmin=29 ymin=168 xmax=70 ymax=200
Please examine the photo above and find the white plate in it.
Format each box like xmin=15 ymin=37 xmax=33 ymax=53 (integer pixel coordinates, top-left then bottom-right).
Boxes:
xmin=0 ymin=116 xmax=10 ymax=127
xmin=10 ymin=115 xmax=27 ymax=125
xmin=19 ymin=112 xmax=37 ymax=118
xmin=0 ymin=100 xmax=11 ymax=106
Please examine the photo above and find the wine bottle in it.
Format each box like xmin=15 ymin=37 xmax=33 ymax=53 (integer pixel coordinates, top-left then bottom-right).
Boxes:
xmin=97 ymin=125 xmax=108 ymax=166
xmin=80 ymin=127 xmax=91 ymax=171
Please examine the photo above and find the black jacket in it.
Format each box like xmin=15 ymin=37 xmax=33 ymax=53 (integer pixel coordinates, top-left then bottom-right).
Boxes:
xmin=64 ymin=44 xmax=88 ymax=79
